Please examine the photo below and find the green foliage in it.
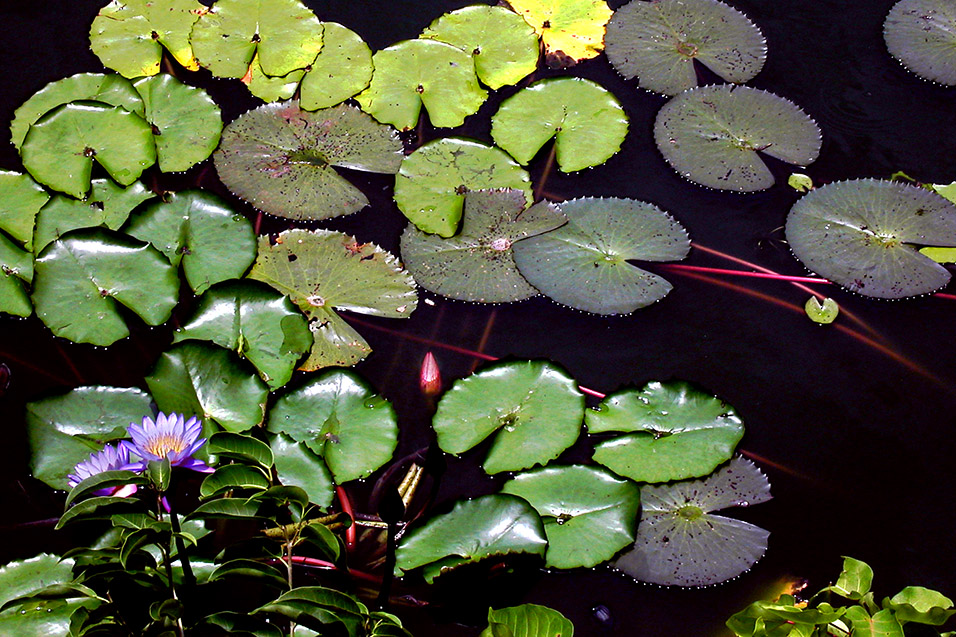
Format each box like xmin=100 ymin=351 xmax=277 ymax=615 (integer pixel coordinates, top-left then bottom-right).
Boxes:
xmin=0 ymin=233 xmax=33 ymax=317
xmin=0 ymin=170 xmax=48 ymax=251
xmin=884 ymin=0 xmax=956 ymax=86
xmin=805 ymin=296 xmax=839 ymax=324
xmin=480 ymin=604 xmax=575 ymax=637
xmin=300 ymin=23 xmax=374 ymax=110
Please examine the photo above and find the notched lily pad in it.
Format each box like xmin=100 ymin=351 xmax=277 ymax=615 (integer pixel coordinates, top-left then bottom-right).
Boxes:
xmin=0 ymin=233 xmax=33 ymax=317
xmin=300 ymin=23 xmax=374 ymax=110
xmin=506 ymin=0 xmax=613 ymax=62
xmin=884 ymin=0 xmax=956 ymax=85
xmin=0 ymin=170 xmax=49 ymax=250
xmin=243 ymin=53 xmax=306 ymax=102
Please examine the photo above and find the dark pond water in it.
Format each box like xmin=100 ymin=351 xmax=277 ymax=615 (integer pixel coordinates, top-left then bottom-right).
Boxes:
xmin=2 ymin=1 xmax=956 ymax=635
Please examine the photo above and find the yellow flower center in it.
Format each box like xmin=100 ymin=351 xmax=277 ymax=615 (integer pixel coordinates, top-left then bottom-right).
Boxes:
xmin=145 ymin=434 xmax=187 ymax=459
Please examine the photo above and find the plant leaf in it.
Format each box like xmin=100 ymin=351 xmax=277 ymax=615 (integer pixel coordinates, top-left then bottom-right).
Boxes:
xmin=0 ymin=554 xmax=99 ymax=636
xmin=884 ymin=0 xmax=956 ymax=85
xmin=480 ymin=604 xmax=575 ymax=637
xmin=200 ymin=464 xmax=271 ymax=498
xmin=844 ymin=607 xmax=904 ymax=637
xmin=0 ymin=233 xmax=33 ymax=317
xmin=829 ymin=556 xmax=874 ymax=600
xmin=886 ymin=586 xmax=955 ymax=625
xmin=208 ymin=431 xmax=275 ymax=469
xmin=805 ymin=296 xmax=839 ymax=324
xmin=270 ymin=434 xmax=334 ymax=508
xmin=243 ymin=52 xmax=307 ymax=102
xmin=208 ymin=559 xmax=289 ymax=589
xmin=506 ymin=0 xmax=613 ymax=62
xmin=0 ymin=171 xmax=49 ymax=251
xmin=300 ymin=23 xmax=374 ymax=110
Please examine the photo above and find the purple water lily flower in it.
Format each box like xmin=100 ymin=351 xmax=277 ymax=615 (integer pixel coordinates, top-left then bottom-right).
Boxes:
xmin=124 ymin=412 xmax=213 ymax=474
xmin=67 ymin=443 xmax=139 ymax=497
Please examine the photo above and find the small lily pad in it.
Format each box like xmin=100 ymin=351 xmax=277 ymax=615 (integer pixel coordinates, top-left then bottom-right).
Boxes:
xmin=243 ymin=53 xmax=306 ymax=102
xmin=512 ymin=197 xmax=690 ymax=315
xmin=614 ymin=456 xmax=772 ymax=586
xmin=300 ymin=23 xmax=374 ymax=110
xmin=0 ymin=171 xmax=49 ymax=250
xmin=805 ymin=297 xmax=839 ymax=324
xmin=654 ymin=84 xmax=822 ymax=192
xmin=400 ymin=189 xmax=566 ymax=303
xmin=785 ymin=179 xmax=956 ymax=298
xmin=506 ymin=0 xmax=613 ymax=62
xmin=885 ymin=0 xmax=956 ymax=85
xmin=0 ymin=233 xmax=33 ymax=317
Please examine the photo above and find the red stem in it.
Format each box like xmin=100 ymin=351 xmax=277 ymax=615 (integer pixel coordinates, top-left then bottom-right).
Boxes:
xmin=343 ymin=315 xmax=497 ymax=361
xmin=336 ymin=485 xmax=356 ymax=550
xmin=281 ymin=556 xmax=382 ymax=584
xmin=659 ymin=264 xmax=830 ymax=285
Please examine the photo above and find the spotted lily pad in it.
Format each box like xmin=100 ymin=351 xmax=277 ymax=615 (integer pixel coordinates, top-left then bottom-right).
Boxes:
xmin=400 ymin=189 xmax=565 ymax=302
xmin=0 ymin=233 xmax=33 ymax=317
xmin=507 ymin=0 xmax=613 ymax=62
xmin=0 ymin=171 xmax=49 ymax=250
xmin=614 ymin=456 xmax=772 ymax=586
xmin=513 ymin=197 xmax=690 ymax=315
xmin=785 ymin=179 xmax=956 ymax=298
xmin=214 ymin=101 xmax=403 ymax=221
xmin=654 ymin=85 xmax=822 ymax=192
xmin=300 ymin=23 xmax=374 ymax=110
xmin=394 ymin=138 xmax=532 ymax=237
xmin=605 ymin=0 xmax=766 ymax=96
xmin=885 ymin=0 xmax=956 ymax=85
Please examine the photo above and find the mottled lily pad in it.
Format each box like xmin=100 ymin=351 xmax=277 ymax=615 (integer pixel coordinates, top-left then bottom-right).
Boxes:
xmin=400 ymin=189 xmax=565 ymax=302
xmin=605 ymin=0 xmax=766 ymax=96
xmin=214 ymin=101 xmax=403 ymax=221
xmin=513 ymin=197 xmax=690 ymax=314
xmin=885 ymin=0 xmax=956 ymax=85
xmin=0 ymin=171 xmax=49 ymax=250
xmin=506 ymin=0 xmax=613 ymax=62
xmin=785 ymin=179 xmax=956 ymax=298
xmin=614 ymin=456 xmax=772 ymax=586
xmin=300 ymin=23 xmax=374 ymax=110
xmin=0 ymin=233 xmax=33 ymax=317
xmin=654 ymin=85 xmax=822 ymax=192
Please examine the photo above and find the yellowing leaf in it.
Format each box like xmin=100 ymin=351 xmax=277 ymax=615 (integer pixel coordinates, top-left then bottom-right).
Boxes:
xmin=507 ymin=0 xmax=613 ymax=62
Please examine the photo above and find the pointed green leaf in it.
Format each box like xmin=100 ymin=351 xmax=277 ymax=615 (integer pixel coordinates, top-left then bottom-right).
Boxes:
xmin=270 ymin=434 xmax=335 ymax=508
xmin=188 ymin=497 xmax=263 ymax=520
xmin=844 ymin=607 xmax=904 ymax=637
xmin=300 ymin=23 xmax=374 ymax=110
xmin=0 ymin=170 xmax=50 ymax=250
xmin=64 ymin=470 xmax=147 ymax=508
xmin=481 ymin=604 xmax=575 ymax=637
xmin=0 ymin=233 xmax=33 ymax=317
xmin=244 ymin=53 xmax=306 ymax=102
xmin=828 ymin=557 xmax=874 ymax=600
xmin=200 ymin=464 xmax=271 ymax=498
xmin=56 ymin=495 xmax=141 ymax=529
xmin=208 ymin=559 xmax=289 ymax=589
xmin=884 ymin=0 xmax=956 ymax=85
xmin=254 ymin=586 xmax=366 ymax=634
xmin=208 ymin=432 xmax=274 ymax=469
xmin=887 ymin=586 xmax=955 ymax=625
xmin=506 ymin=0 xmax=613 ymax=62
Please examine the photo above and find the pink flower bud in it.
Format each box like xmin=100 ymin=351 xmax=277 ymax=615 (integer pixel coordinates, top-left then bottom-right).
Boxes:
xmin=419 ymin=352 xmax=442 ymax=398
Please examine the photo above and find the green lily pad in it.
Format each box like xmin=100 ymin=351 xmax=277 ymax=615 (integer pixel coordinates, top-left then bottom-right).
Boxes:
xmin=480 ymin=605 xmax=575 ymax=637
xmin=506 ymin=0 xmax=613 ymax=62
xmin=885 ymin=0 xmax=956 ymax=85
xmin=614 ymin=456 xmax=772 ymax=586
xmin=421 ymin=6 xmax=539 ymax=90
xmin=491 ymin=78 xmax=629 ymax=172
xmin=512 ymin=197 xmax=689 ymax=315
xmin=356 ymin=38 xmax=487 ymax=130
xmin=0 ymin=554 xmax=99 ymax=636
xmin=502 ymin=465 xmax=640 ymax=569
xmin=123 ymin=189 xmax=255 ymax=293
xmin=214 ymin=101 xmax=403 ymax=221
xmin=588 ymin=381 xmax=744 ymax=483
xmin=244 ymin=53 xmax=306 ymax=102
xmin=32 ymin=229 xmax=178 ymax=345
xmin=605 ymin=0 xmax=766 ymax=96
xmin=396 ymin=494 xmax=548 ymax=583
xmin=400 ymin=189 xmax=566 ymax=302
xmin=270 ymin=434 xmax=334 ymax=509
xmin=654 ymin=85 xmax=822 ymax=192
xmin=0 ymin=233 xmax=33 ymax=317
xmin=20 ymin=102 xmax=156 ymax=199
xmin=0 ymin=171 xmax=49 ymax=251
xmin=432 ymin=360 xmax=585 ymax=474
xmin=248 ymin=229 xmax=418 ymax=370
xmin=805 ymin=297 xmax=839 ymax=324
xmin=785 ymin=179 xmax=956 ymax=298
xmin=300 ymin=23 xmax=374 ymax=110
xmin=267 ymin=370 xmax=398 ymax=483
xmin=394 ymin=137 xmax=532 ymax=237
xmin=190 ymin=0 xmax=323 ymax=79
xmin=90 ymin=0 xmax=204 ymax=77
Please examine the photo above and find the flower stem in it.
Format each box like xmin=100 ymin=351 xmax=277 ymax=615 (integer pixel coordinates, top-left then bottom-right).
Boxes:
xmin=168 ymin=506 xmax=195 ymax=589
xmin=336 ymin=485 xmax=356 ymax=550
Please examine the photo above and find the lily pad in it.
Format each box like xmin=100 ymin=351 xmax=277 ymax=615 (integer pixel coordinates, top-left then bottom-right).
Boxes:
xmin=502 ymin=465 xmax=640 ymax=569
xmin=885 ymin=0 xmax=956 ymax=85
xmin=785 ymin=179 xmax=956 ymax=298
xmin=614 ymin=456 xmax=772 ymax=587
xmin=244 ymin=53 xmax=307 ymax=102
xmin=512 ymin=197 xmax=689 ymax=315
xmin=653 ymin=84 xmax=822 ymax=192
xmin=270 ymin=434 xmax=334 ymax=509
xmin=300 ymin=23 xmax=374 ymax=110
xmin=0 ymin=554 xmax=99 ymax=636
xmin=491 ymin=78 xmax=628 ymax=172
xmin=32 ymin=229 xmax=178 ymax=346
xmin=805 ymin=297 xmax=839 ymax=324
xmin=605 ymin=0 xmax=766 ymax=96
xmin=587 ymin=381 xmax=744 ymax=483
xmin=248 ymin=229 xmax=417 ymax=370
xmin=0 ymin=234 xmax=33 ymax=317
xmin=400 ymin=189 xmax=566 ymax=303
xmin=480 ymin=605 xmax=575 ymax=637
xmin=432 ymin=360 xmax=585 ymax=475
xmin=394 ymin=138 xmax=532 ymax=237
xmin=214 ymin=101 xmax=403 ymax=221
xmin=0 ymin=171 xmax=49 ymax=251
xmin=396 ymin=494 xmax=548 ymax=583
xmin=356 ymin=38 xmax=487 ymax=130
xmin=421 ymin=6 xmax=539 ymax=90
xmin=506 ymin=0 xmax=613 ymax=62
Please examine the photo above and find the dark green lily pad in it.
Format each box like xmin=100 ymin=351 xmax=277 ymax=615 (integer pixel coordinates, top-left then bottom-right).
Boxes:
xmin=394 ymin=137 xmax=532 ymax=237
xmin=587 ymin=381 xmax=744 ymax=483
xmin=605 ymin=0 xmax=766 ymax=96
xmin=270 ymin=434 xmax=334 ymax=509
xmin=885 ymin=0 xmax=956 ymax=85
xmin=491 ymin=78 xmax=629 ymax=172
xmin=654 ymin=85 xmax=822 ymax=192
xmin=785 ymin=179 xmax=956 ymax=298
xmin=32 ymin=229 xmax=178 ymax=345
xmin=614 ymin=456 xmax=772 ymax=586
xmin=300 ymin=23 xmax=374 ymax=110
xmin=214 ymin=101 xmax=403 ymax=221
xmin=400 ymin=189 xmax=565 ymax=303
xmin=506 ymin=0 xmax=613 ymax=62
xmin=0 ymin=233 xmax=32 ymax=317
xmin=433 ymin=360 xmax=585 ymax=474
xmin=244 ymin=53 xmax=306 ymax=102
xmin=513 ymin=197 xmax=689 ymax=315
xmin=396 ymin=494 xmax=548 ymax=583
xmin=0 ymin=171 xmax=48 ymax=251
xmin=0 ymin=554 xmax=99 ymax=636
xmin=502 ymin=465 xmax=640 ymax=569
xmin=248 ymin=229 xmax=417 ymax=370
xmin=356 ymin=38 xmax=487 ymax=130
xmin=480 ymin=605 xmax=574 ymax=637
xmin=267 ymin=370 xmax=398 ymax=483
xmin=421 ymin=6 xmax=539 ymax=90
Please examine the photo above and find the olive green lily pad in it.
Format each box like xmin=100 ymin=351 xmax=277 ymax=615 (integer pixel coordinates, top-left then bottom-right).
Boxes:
xmin=396 ymin=494 xmax=548 ymax=583
xmin=20 ymin=102 xmax=156 ymax=199
xmin=0 ymin=554 xmax=100 ymax=636
xmin=885 ymin=0 xmax=956 ymax=85
xmin=502 ymin=465 xmax=640 ymax=569
xmin=614 ymin=456 xmax=772 ymax=587
xmin=0 ymin=233 xmax=33 ymax=317
xmin=270 ymin=434 xmax=334 ymax=509
xmin=356 ymin=38 xmax=487 ymax=130
xmin=300 ymin=23 xmax=374 ymax=110
xmin=0 ymin=171 xmax=49 ymax=251
xmin=32 ymin=229 xmax=178 ymax=346
xmin=491 ymin=78 xmax=628 ymax=172
xmin=394 ymin=137 xmax=532 ymax=237
xmin=605 ymin=0 xmax=766 ymax=96
xmin=433 ymin=360 xmax=585 ymax=474
xmin=785 ymin=179 xmax=956 ymax=298
xmin=421 ymin=6 xmax=539 ymax=90
xmin=214 ymin=101 xmax=403 ymax=221
xmin=654 ymin=85 xmax=822 ymax=192
xmin=588 ymin=381 xmax=744 ymax=483
xmin=244 ymin=53 xmax=306 ymax=102
xmin=400 ymin=189 xmax=565 ymax=302
xmin=267 ymin=370 xmax=398 ymax=483
xmin=512 ymin=197 xmax=690 ymax=315
xmin=480 ymin=605 xmax=575 ymax=637
xmin=123 ymin=189 xmax=255 ymax=293
xmin=190 ymin=0 xmax=323 ymax=79
xmin=248 ymin=229 xmax=418 ymax=370
xmin=506 ymin=0 xmax=613 ymax=62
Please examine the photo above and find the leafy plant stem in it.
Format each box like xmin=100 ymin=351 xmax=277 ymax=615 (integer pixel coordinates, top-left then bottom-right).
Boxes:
xmin=168 ymin=505 xmax=195 ymax=588
xmin=336 ymin=485 xmax=356 ymax=550
xmin=533 ymin=143 xmax=557 ymax=201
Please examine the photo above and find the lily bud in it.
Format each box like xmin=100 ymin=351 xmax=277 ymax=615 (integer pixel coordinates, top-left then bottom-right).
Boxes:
xmin=419 ymin=351 xmax=442 ymax=398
